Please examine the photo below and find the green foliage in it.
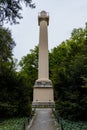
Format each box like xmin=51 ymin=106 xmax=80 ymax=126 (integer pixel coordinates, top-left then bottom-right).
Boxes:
xmin=0 ymin=26 xmax=16 ymax=61
xmin=0 ymin=27 xmax=16 ymax=106
xmin=16 ymin=73 xmax=32 ymax=116
xmin=0 ymin=71 xmax=32 ymax=117
xmin=0 ymin=27 xmax=31 ymax=117
xmin=61 ymin=118 xmax=87 ymax=130
xmin=53 ymin=111 xmax=87 ymax=130
xmin=0 ymin=117 xmax=28 ymax=130
xmin=0 ymin=0 xmax=35 ymax=25
xmin=51 ymin=23 xmax=87 ymax=120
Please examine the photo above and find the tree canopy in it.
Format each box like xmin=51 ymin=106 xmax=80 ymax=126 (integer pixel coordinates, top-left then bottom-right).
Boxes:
xmin=0 ymin=27 xmax=32 ymax=117
xmin=50 ymin=23 xmax=87 ymax=120
xmin=0 ymin=0 xmax=35 ymax=25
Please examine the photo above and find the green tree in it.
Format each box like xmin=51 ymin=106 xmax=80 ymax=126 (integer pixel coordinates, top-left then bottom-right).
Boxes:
xmin=15 ymin=73 xmax=32 ymax=116
xmin=50 ymin=23 xmax=87 ymax=120
xmin=0 ymin=26 xmax=17 ymax=117
xmin=0 ymin=26 xmax=16 ymax=81
xmin=0 ymin=27 xmax=32 ymax=117
xmin=0 ymin=26 xmax=15 ymax=60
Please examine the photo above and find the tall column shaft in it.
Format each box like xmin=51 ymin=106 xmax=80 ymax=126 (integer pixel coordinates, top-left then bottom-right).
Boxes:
xmin=38 ymin=20 xmax=49 ymax=80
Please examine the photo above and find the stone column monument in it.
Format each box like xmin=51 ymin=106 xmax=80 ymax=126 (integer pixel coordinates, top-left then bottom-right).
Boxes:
xmin=32 ymin=11 xmax=54 ymax=107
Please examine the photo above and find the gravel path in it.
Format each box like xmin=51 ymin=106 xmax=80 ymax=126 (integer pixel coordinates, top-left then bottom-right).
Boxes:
xmin=29 ymin=108 xmax=57 ymax=130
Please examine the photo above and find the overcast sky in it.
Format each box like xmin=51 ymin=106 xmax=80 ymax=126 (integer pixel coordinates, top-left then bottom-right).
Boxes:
xmin=5 ymin=0 xmax=87 ymax=61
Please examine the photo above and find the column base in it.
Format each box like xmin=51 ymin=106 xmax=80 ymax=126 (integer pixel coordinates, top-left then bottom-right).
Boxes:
xmin=32 ymin=101 xmax=55 ymax=108
xmin=32 ymin=79 xmax=55 ymax=108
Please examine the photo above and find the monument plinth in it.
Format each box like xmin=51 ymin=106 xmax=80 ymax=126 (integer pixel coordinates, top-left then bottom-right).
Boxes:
xmin=32 ymin=11 xmax=54 ymax=107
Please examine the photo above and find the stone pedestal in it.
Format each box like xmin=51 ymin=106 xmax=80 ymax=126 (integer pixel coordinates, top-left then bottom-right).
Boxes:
xmin=32 ymin=80 xmax=54 ymax=107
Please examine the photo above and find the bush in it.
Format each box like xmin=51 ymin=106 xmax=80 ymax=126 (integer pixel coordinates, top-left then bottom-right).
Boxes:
xmin=0 ymin=103 xmax=18 ymax=118
xmin=18 ymin=101 xmax=32 ymax=117
xmin=55 ymin=100 xmax=87 ymax=120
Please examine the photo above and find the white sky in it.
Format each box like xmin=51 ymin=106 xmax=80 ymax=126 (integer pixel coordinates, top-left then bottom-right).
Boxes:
xmin=4 ymin=0 xmax=87 ymax=61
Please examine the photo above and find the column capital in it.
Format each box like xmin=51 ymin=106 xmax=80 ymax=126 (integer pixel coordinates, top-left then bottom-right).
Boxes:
xmin=38 ymin=10 xmax=49 ymax=25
